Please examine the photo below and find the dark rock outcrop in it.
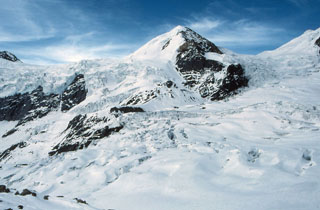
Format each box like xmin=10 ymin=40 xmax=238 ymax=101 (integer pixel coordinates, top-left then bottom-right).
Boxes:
xmin=176 ymin=28 xmax=223 ymax=75
xmin=16 ymin=86 xmax=61 ymax=126
xmin=0 ymin=86 xmax=59 ymax=123
xmin=316 ymin=37 xmax=320 ymax=53
xmin=124 ymin=90 xmax=156 ymax=106
xmin=74 ymin=198 xmax=88 ymax=204
xmin=0 ymin=142 xmax=27 ymax=162
xmin=0 ymin=51 xmax=20 ymax=62
xmin=0 ymin=86 xmax=60 ymax=136
xmin=302 ymin=150 xmax=312 ymax=161
xmin=315 ymin=37 xmax=320 ymax=47
xmin=2 ymin=128 xmax=18 ymax=138
xmin=174 ymin=27 xmax=248 ymax=100
xmin=0 ymin=74 xmax=87 ymax=137
xmin=0 ymin=185 xmax=10 ymax=193
xmin=17 ymin=189 xmax=37 ymax=197
xmin=110 ymin=106 xmax=144 ymax=114
xmin=49 ymin=114 xmax=123 ymax=156
xmin=165 ymin=80 xmax=174 ymax=88
xmin=209 ymin=64 xmax=248 ymax=100
xmin=61 ymin=74 xmax=87 ymax=112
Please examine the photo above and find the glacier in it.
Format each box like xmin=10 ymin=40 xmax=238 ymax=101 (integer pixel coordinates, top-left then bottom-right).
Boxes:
xmin=0 ymin=26 xmax=320 ymax=210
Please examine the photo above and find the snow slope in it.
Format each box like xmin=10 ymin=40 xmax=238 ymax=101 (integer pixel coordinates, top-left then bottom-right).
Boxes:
xmin=1 ymin=27 xmax=320 ymax=210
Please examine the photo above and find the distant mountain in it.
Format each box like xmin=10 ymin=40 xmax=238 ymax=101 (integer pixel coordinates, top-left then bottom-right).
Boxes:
xmin=0 ymin=26 xmax=320 ymax=210
xmin=0 ymin=51 xmax=20 ymax=62
xmin=259 ymin=27 xmax=320 ymax=56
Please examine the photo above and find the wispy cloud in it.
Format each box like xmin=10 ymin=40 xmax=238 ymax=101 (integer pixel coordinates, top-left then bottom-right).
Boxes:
xmin=188 ymin=18 xmax=222 ymax=31
xmin=1 ymin=0 xmax=317 ymax=62
xmin=42 ymin=43 xmax=133 ymax=63
xmin=287 ymin=0 xmax=310 ymax=6
xmin=0 ymin=0 xmax=135 ymax=64
xmin=18 ymin=34 xmax=136 ymax=64
xmin=185 ymin=16 xmax=287 ymax=53
xmin=0 ymin=0 xmax=57 ymax=42
xmin=208 ymin=19 xmax=284 ymax=44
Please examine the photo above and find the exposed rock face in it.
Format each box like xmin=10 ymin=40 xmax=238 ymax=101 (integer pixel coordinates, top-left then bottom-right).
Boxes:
xmin=49 ymin=114 xmax=123 ymax=156
xmin=209 ymin=64 xmax=248 ymax=100
xmin=173 ymin=27 xmax=248 ymax=100
xmin=18 ymin=189 xmax=37 ymax=197
xmin=316 ymin=37 xmax=320 ymax=47
xmin=61 ymin=74 xmax=87 ymax=112
xmin=0 ymin=142 xmax=27 ymax=162
xmin=110 ymin=106 xmax=144 ymax=114
xmin=2 ymin=128 xmax=18 ymax=138
xmin=165 ymin=80 xmax=174 ymax=88
xmin=0 ymin=51 xmax=20 ymax=62
xmin=124 ymin=90 xmax=156 ymax=106
xmin=176 ymin=27 xmax=223 ymax=75
xmin=74 ymin=198 xmax=88 ymax=204
xmin=0 ymin=185 xmax=10 ymax=193
xmin=0 ymin=86 xmax=60 ymax=125
xmin=122 ymin=81 xmax=178 ymax=106
xmin=316 ymin=37 xmax=320 ymax=53
xmin=0 ymin=74 xmax=87 ymax=137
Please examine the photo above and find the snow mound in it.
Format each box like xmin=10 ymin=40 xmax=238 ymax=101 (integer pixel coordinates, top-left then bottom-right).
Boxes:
xmin=129 ymin=25 xmax=187 ymax=63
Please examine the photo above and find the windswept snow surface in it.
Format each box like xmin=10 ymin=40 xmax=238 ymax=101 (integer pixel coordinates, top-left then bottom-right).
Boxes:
xmin=1 ymin=27 xmax=320 ymax=210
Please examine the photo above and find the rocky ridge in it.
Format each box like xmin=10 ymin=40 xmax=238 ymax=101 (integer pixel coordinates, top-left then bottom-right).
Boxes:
xmin=0 ymin=51 xmax=20 ymax=62
xmin=0 ymin=74 xmax=87 ymax=137
xmin=173 ymin=27 xmax=248 ymax=100
xmin=316 ymin=37 xmax=320 ymax=53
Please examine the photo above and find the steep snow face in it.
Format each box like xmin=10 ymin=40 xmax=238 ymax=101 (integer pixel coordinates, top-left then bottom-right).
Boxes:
xmin=130 ymin=25 xmax=188 ymax=63
xmin=0 ymin=51 xmax=20 ymax=62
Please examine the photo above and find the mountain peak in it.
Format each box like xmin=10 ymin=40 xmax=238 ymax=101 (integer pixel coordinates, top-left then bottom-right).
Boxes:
xmin=169 ymin=25 xmax=189 ymax=33
xmin=130 ymin=25 xmax=246 ymax=101
xmin=0 ymin=51 xmax=20 ymax=62
xmin=130 ymin=25 xmax=222 ymax=62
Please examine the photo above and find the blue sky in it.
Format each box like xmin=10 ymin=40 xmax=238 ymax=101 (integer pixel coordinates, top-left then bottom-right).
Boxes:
xmin=0 ymin=0 xmax=319 ymax=64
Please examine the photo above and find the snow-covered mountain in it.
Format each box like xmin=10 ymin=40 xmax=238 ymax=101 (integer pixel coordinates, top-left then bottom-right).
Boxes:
xmin=0 ymin=26 xmax=320 ymax=210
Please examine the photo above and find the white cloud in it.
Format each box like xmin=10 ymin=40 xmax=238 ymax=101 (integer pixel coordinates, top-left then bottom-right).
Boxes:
xmin=0 ymin=31 xmax=55 ymax=42
xmin=42 ymin=43 xmax=133 ymax=63
xmin=188 ymin=18 xmax=221 ymax=31
xmin=208 ymin=19 xmax=284 ymax=45
xmin=17 ymin=41 xmax=135 ymax=65
xmin=0 ymin=0 xmax=135 ymax=64
xmin=0 ymin=0 xmax=57 ymax=42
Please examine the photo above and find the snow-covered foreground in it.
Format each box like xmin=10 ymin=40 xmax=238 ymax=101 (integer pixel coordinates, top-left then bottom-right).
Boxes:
xmin=1 ymin=26 xmax=320 ymax=210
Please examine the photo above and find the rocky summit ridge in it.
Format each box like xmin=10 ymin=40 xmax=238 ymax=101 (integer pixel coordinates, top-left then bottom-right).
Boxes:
xmin=131 ymin=25 xmax=248 ymax=101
